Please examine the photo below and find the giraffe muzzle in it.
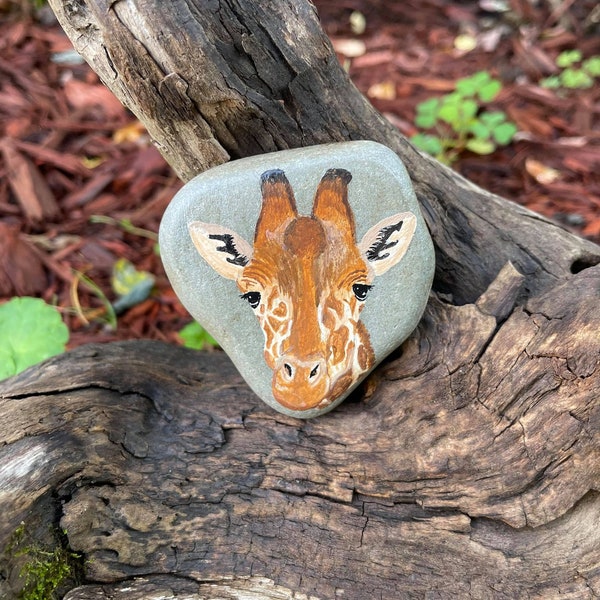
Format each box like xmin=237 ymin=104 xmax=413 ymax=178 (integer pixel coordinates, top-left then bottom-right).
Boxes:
xmin=272 ymin=355 xmax=330 ymax=411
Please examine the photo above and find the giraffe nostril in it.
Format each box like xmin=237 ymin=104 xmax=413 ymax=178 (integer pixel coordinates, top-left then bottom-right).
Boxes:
xmin=279 ymin=359 xmax=324 ymax=385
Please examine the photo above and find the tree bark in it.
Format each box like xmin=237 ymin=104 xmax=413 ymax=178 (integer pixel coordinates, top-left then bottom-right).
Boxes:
xmin=48 ymin=0 xmax=600 ymax=304
xmin=1 ymin=0 xmax=599 ymax=598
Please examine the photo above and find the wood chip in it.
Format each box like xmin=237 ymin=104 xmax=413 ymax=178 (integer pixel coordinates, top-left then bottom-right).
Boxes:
xmin=332 ymin=38 xmax=366 ymax=58
xmin=62 ymin=171 xmax=114 ymax=209
xmin=367 ymin=81 xmax=397 ymax=100
xmin=63 ymin=78 xmax=127 ymax=120
xmin=525 ymin=158 xmax=562 ymax=185
xmin=1 ymin=138 xmax=60 ymax=222
xmin=0 ymin=222 xmax=47 ymax=296
xmin=13 ymin=139 xmax=91 ymax=177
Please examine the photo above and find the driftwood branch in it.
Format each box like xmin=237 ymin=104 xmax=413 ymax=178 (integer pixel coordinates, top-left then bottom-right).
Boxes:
xmin=1 ymin=269 xmax=600 ymax=597
xmin=49 ymin=0 xmax=600 ymax=304
xmin=1 ymin=0 xmax=599 ymax=597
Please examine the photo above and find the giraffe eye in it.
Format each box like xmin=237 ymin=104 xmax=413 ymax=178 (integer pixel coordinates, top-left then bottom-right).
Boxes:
xmin=352 ymin=283 xmax=372 ymax=301
xmin=241 ymin=291 xmax=261 ymax=309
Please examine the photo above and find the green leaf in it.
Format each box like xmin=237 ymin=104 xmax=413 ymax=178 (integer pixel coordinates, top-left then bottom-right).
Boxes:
xmin=491 ymin=121 xmax=517 ymax=145
xmin=415 ymin=98 xmax=440 ymax=128
xmin=456 ymin=71 xmax=490 ymax=96
xmin=468 ymin=120 xmax=491 ymax=140
xmin=415 ymin=113 xmax=438 ymax=129
xmin=413 ymin=70 xmax=511 ymax=161
xmin=179 ymin=321 xmax=219 ymax=350
xmin=556 ymin=49 xmax=582 ymax=68
xmin=0 ymin=297 xmax=69 ymax=379
xmin=471 ymin=71 xmax=492 ymax=86
xmin=455 ymin=78 xmax=477 ymax=97
xmin=460 ymin=99 xmax=479 ymax=121
xmin=540 ymin=75 xmax=561 ymax=89
xmin=561 ymin=68 xmax=593 ymax=89
xmin=477 ymin=79 xmax=502 ymax=102
xmin=479 ymin=111 xmax=507 ymax=128
xmin=583 ymin=56 xmax=600 ymax=77
xmin=439 ymin=97 xmax=477 ymax=128
xmin=111 ymin=258 xmax=155 ymax=314
xmin=466 ymin=138 xmax=496 ymax=155
xmin=416 ymin=97 xmax=441 ymax=114
xmin=411 ymin=133 xmax=444 ymax=156
xmin=437 ymin=101 xmax=460 ymax=126
xmin=441 ymin=92 xmax=462 ymax=106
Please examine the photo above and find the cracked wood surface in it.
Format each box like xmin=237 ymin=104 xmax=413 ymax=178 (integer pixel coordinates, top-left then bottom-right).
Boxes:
xmin=1 ymin=263 xmax=599 ymax=598
xmin=1 ymin=0 xmax=599 ymax=597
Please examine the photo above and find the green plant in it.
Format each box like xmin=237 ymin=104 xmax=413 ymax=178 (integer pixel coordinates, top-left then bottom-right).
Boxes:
xmin=70 ymin=258 xmax=155 ymax=327
xmin=0 ymin=297 xmax=69 ymax=380
xmin=71 ymin=270 xmax=118 ymax=329
xmin=84 ymin=216 xmax=162 ymax=321
xmin=111 ymin=257 xmax=155 ymax=314
xmin=411 ymin=71 xmax=517 ymax=164
xmin=5 ymin=523 xmax=83 ymax=600
xmin=179 ymin=321 xmax=219 ymax=350
xmin=541 ymin=50 xmax=600 ymax=90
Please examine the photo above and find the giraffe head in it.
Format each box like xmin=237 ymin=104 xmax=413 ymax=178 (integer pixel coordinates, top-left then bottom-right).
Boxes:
xmin=189 ymin=168 xmax=416 ymax=412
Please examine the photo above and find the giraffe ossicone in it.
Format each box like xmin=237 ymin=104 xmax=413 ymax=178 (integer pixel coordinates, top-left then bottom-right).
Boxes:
xmin=160 ymin=141 xmax=435 ymax=418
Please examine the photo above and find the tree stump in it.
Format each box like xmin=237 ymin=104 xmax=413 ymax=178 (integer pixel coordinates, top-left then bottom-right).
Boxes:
xmin=1 ymin=0 xmax=599 ymax=597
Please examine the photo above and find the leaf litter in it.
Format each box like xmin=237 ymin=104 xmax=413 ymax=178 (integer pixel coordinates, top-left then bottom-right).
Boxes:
xmin=0 ymin=2 xmax=598 ymax=350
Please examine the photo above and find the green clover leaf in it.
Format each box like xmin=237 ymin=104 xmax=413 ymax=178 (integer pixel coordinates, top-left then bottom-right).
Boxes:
xmin=556 ymin=49 xmax=582 ymax=68
xmin=0 ymin=297 xmax=69 ymax=380
xmin=561 ymin=68 xmax=593 ymax=89
xmin=179 ymin=321 xmax=219 ymax=350
xmin=415 ymin=97 xmax=441 ymax=128
xmin=456 ymin=71 xmax=490 ymax=96
xmin=491 ymin=121 xmax=517 ymax=145
xmin=583 ymin=57 xmax=600 ymax=77
xmin=411 ymin=133 xmax=444 ymax=156
xmin=477 ymin=79 xmax=502 ymax=102
xmin=465 ymin=138 xmax=495 ymax=155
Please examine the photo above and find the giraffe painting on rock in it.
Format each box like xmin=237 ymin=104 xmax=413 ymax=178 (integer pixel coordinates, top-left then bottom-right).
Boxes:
xmin=189 ymin=168 xmax=417 ymax=412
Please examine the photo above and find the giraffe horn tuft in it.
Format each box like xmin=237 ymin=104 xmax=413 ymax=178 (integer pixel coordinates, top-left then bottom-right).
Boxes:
xmin=261 ymin=169 xmax=288 ymax=186
xmin=256 ymin=169 xmax=298 ymax=243
xmin=312 ymin=168 xmax=355 ymax=241
xmin=321 ymin=168 xmax=352 ymax=185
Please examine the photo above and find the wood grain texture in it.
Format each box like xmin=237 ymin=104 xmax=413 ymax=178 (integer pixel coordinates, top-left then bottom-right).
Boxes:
xmin=1 ymin=262 xmax=599 ymax=598
xmin=1 ymin=0 xmax=599 ymax=597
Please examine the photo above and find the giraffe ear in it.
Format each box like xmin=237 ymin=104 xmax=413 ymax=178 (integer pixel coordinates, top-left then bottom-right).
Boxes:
xmin=189 ymin=221 xmax=253 ymax=281
xmin=359 ymin=212 xmax=417 ymax=276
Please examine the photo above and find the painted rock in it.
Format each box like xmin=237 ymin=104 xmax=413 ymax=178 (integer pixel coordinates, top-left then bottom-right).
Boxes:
xmin=159 ymin=141 xmax=435 ymax=418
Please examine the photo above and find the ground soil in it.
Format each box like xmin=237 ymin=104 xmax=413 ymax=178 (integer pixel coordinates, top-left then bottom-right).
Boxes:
xmin=0 ymin=0 xmax=598 ymax=349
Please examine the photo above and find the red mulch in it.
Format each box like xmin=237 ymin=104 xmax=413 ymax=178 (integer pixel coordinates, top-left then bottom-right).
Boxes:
xmin=0 ymin=2 xmax=598 ymax=349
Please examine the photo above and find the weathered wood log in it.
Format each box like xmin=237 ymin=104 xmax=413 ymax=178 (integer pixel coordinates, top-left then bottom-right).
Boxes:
xmin=1 ymin=261 xmax=600 ymax=598
xmin=1 ymin=0 xmax=599 ymax=597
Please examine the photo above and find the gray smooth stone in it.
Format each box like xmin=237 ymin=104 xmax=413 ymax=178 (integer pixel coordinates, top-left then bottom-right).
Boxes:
xmin=159 ymin=141 xmax=435 ymax=418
